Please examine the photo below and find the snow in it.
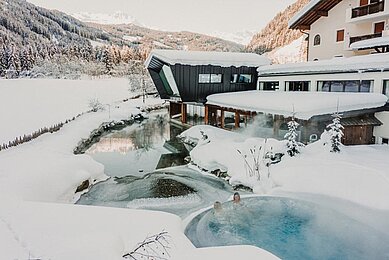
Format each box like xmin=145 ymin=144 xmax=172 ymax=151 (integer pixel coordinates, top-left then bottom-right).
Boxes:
xmin=71 ymin=11 xmax=142 ymax=26
xmin=350 ymin=35 xmax=389 ymax=50
xmin=90 ymin=39 xmax=107 ymax=47
xmin=267 ymin=36 xmax=305 ymax=64
xmin=289 ymin=0 xmax=322 ymax=29
xmin=258 ymin=52 xmax=389 ymax=75
xmin=0 ymin=79 xmax=280 ymax=259
xmin=259 ymin=52 xmax=389 ymax=74
xmin=207 ymin=90 xmax=388 ymax=120
xmin=145 ymin=49 xmax=271 ymax=68
xmin=182 ymin=125 xmax=389 ymax=210
xmin=153 ymin=40 xmax=173 ymax=49
xmin=0 ymin=78 xmax=130 ymax=145
xmin=210 ymin=30 xmax=255 ymax=45
xmin=123 ymin=35 xmax=143 ymax=42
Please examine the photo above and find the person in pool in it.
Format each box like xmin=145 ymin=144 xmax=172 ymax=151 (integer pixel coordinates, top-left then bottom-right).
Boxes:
xmin=213 ymin=201 xmax=223 ymax=213
xmin=233 ymin=192 xmax=241 ymax=204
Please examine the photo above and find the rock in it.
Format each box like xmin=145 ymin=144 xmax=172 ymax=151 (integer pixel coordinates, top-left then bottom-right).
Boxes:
xmin=75 ymin=180 xmax=90 ymax=193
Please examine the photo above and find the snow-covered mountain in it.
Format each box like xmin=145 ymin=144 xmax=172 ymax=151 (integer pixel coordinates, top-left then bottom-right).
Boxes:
xmin=71 ymin=11 xmax=143 ymax=26
xmin=210 ymin=30 xmax=255 ymax=45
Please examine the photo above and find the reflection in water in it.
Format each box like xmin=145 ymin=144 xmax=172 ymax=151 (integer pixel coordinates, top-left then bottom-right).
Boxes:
xmin=85 ymin=111 xmax=188 ymax=177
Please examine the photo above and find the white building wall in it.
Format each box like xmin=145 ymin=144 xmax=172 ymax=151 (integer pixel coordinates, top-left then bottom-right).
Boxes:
xmin=374 ymin=112 xmax=389 ymax=140
xmin=308 ymin=0 xmax=389 ymax=61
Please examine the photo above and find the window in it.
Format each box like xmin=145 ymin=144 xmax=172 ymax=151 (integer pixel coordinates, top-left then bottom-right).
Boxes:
xmin=317 ymin=80 xmax=372 ymax=92
xmin=262 ymin=81 xmax=279 ymax=91
xmin=231 ymin=74 xmax=252 ymax=84
xmin=374 ymin=21 xmax=385 ymax=34
xmin=287 ymin=81 xmax=309 ymax=91
xmin=198 ymin=74 xmax=222 ymax=83
xmin=336 ymin=29 xmax=345 ymax=42
xmin=210 ymin=74 xmax=222 ymax=83
xmin=313 ymin=34 xmax=321 ymax=46
xmin=384 ymin=80 xmax=389 ymax=99
xmin=383 ymin=138 xmax=389 ymax=144
xmin=199 ymin=74 xmax=210 ymax=83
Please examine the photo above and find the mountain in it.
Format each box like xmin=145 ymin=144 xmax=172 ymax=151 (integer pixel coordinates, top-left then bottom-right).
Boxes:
xmin=71 ymin=12 xmax=143 ymax=27
xmin=246 ymin=0 xmax=309 ymax=63
xmin=0 ymin=0 xmax=243 ymax=78
xmin=210 ymin=30 xmax=255 ymax=46
xmin=86 ymin=23 xmax=244 ymax=53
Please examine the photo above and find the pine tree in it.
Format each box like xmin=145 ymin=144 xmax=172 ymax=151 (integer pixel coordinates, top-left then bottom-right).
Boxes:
xmin=102 ymin=47 xmax=113 ymax=75
xmin=326 ymin=112 xmax=344 ymax=153
xmin=284 ymin=116 xmax=304 ymax=156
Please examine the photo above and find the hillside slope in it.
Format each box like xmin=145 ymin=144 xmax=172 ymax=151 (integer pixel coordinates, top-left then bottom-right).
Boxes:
xmin=246 ymin=0 xmax=309 ymax=63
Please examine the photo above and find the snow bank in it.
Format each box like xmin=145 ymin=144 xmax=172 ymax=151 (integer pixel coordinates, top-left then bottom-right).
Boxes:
xmin=258 ymin=52 xmax=389 ymax=75
xmin=207 ymin=91 xmax=388 ymax=120
xmin=183 ymin=125 xmax=389 ymax=210
xmin=0 ymin=78 xmax=130 ymax=144
xmin=145 ymin=49 xmax=271 ymax=68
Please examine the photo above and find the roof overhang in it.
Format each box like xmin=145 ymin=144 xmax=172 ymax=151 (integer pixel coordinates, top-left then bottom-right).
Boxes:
xmin=145 ymin=49 xmax=271 ymax=69
xmin=257 ymin=53 xmax=389 ymax=77
xmin=206 ymin=91 xmax=388 ymax=121
xmin=289 ymin=0 xmax=343 ymax=30
xmin=350 ymin=35 xmax=389 ymax=50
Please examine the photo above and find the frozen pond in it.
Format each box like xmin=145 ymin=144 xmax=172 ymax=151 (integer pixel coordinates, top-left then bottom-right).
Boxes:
xmin=78 ymin=111 xmax=237 ymax=217
xmin=185 ymin=196 xmax=389 ymax=260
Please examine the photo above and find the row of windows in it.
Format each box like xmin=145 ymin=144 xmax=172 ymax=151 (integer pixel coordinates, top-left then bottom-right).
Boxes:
xmin=198 ymin=74 xmax=253 ymax=84
xmin=261 ymin=80 xmax=379 ymax=93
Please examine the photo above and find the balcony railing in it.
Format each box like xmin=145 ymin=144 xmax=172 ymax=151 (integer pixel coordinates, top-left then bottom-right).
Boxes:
xmin=350 ymin=32 xmax=382 ymax=45
xmin=351 ymin=0 xmax=385 ymax=18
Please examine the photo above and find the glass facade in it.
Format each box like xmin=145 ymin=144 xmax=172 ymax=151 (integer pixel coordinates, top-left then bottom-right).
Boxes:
xmin=231 ymin=74 xmax=252 ymax=83
xmin=384 ymin=80 xmax=389 ymax=99
xmin=318 ymin=80 xmax=372 ymax=92
xmin=198 ymin=74 xmax=222 ymax=83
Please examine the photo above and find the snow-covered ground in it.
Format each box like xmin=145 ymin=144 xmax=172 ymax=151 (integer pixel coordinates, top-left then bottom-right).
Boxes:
xmin=0 ymin=78 xmax=130 ymax=145
xmin=180 ymin=125 xmax=389 ymax=211
xmin=0 ymin=79 xmax=278 ymax=260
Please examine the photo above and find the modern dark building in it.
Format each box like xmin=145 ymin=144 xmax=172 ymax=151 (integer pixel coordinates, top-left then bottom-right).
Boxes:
xmin=145 ymin=49 xmax=270 ymax=124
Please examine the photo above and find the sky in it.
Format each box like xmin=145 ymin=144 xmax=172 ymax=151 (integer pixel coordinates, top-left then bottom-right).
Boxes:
xmin=27 ymin=0 xmax=296 ymax=36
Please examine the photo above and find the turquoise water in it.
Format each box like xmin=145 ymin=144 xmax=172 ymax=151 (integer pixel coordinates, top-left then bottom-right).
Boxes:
xmin=185 ymin=197 xmax=389 ymax=260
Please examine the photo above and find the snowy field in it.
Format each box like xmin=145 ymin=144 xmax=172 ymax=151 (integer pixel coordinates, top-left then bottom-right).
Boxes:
xmin=0 ymin=78 xmax=130 ymax=145
xmin=0 ymin=79 xmax=277 ymax=260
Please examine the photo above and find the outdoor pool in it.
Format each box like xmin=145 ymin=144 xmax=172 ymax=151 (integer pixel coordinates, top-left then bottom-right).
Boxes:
xmin=185 ymin=196 xmax=389 ymax=260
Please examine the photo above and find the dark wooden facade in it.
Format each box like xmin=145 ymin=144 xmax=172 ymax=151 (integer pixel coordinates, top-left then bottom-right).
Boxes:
xmin=147 ymin=56 xmax=258 ymax=103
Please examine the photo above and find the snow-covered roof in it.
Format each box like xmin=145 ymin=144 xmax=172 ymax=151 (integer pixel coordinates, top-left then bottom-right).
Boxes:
xmin=145 ymin=49 xmax=271 ymax=68
xmin=258 ymin=53 xmax=389 ymax=76
xmin=350 ymin=36 xmax=389 ymax=50
xmin=206 ymin=91 xmax=388 ymax=120
xmin=289 ymin=0 xmax=342 ymax=30
xmin=289 ymin=0 xmax=322 ymax=28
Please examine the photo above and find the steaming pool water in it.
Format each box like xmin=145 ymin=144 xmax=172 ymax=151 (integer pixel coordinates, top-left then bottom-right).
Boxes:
xmin=185 ymin=197 xmax=389 ymax=260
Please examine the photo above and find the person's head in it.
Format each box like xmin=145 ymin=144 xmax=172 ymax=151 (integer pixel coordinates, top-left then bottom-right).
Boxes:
xmin=214 ymin=201 xmax=222 ymax=212
xmin=233 ymin=192 xmax=241 ymax=203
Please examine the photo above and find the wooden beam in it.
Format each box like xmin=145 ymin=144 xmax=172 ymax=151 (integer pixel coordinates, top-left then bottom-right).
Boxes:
xmin=221 ymin=110 xmax=225 ymax=129
xmin=204 ymin=105 xmax=209 ymax=125
xmin=181 ymin=103 xmax=187 ymax=124
xmin=235 ymin=112 xmax=240 ymax=129
xmin=297 ymin=25 xmax=310 ymax=30
xmin=316 ymin=10 xmax=328 ymax=16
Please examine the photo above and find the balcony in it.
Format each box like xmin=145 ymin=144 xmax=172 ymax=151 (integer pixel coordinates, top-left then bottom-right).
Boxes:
xmin=351 ymin=1 xmax=385 ymax=18
xmin=350 ymin=32 xmax=382 ymax=45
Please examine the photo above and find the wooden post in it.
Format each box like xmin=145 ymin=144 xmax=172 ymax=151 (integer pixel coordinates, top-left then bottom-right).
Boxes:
xmin=204 ymin=105 xmax=209 ymax=125
xmin=181 ymin=103 xmax=187 ymax=124
xmin=235 ymin=111 xmax=240 ymax=128
xmin=221 ymin=110 xmax=225 ymax=129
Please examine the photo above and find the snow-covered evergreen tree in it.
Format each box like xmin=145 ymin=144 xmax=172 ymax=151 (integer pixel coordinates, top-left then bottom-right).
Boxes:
xmin=284 ymin=116 xmax=304 ymax=156
xmin=326 ymin=112 xmax=344 ymax=153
